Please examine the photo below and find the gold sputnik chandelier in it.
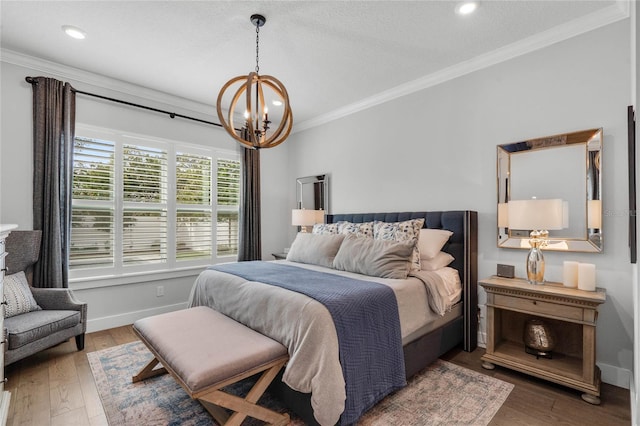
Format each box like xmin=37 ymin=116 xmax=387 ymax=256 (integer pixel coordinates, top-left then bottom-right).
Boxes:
xmin=216 ymin=14 xmax=293 ymax=149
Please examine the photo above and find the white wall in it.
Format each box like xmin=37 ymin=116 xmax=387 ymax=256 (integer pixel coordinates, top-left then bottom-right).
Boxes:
xmin=0 ymin=59 xmax=291 ymax=332
xmin=288 ymin=20 xmax=633 ymax=388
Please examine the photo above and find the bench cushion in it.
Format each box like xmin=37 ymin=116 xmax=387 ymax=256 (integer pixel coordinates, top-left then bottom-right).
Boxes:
xmin=133 ymin=307 xmax=288 ymax=393
xmin=4 ymin=310 xmax=81 ymax=349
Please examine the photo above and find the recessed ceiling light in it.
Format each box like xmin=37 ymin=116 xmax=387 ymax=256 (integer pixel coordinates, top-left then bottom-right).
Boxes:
xmin=62 ymin=25 xmax=87 ymax=40
xmin=455 ymin=2 xmax=479 ymax=16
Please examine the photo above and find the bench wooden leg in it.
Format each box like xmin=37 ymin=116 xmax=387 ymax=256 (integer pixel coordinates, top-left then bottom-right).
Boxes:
xmin=132 ymin=356 xmax=167 ymax=383
xmin=200 ymin=400 xmax=230 ymax=425
xmin=199 ymin=362 xmax=289 ymax=426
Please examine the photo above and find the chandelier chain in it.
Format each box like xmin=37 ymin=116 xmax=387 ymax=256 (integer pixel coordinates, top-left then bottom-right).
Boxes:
xmin=255 ymin=23 xmax=260 ymax=74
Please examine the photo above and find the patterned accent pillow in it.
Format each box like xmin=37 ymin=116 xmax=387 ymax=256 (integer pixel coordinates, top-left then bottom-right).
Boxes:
xmin=3 ymin=271 xmax=41 ymax=318
xmin=374 ymin=218 xmax=425 ymax=271
xmin=337 ymin=221 xmax=375 ymax=238
xmin=312 ymin=223 xmax=339 ymax=235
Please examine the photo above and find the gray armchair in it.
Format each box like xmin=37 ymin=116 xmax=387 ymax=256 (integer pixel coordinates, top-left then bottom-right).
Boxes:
xmin=4 ymin=231 xmax=87 ymax=365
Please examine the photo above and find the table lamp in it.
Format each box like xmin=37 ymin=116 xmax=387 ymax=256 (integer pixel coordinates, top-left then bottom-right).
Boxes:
xmin=508 ymin=198 xmax=564 ymax=284
xmin=292 ymin=209 xmax=324 ymax=233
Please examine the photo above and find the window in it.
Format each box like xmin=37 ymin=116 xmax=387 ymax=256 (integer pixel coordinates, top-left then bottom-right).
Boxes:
xmin=70 ymin=125 xmax=240 ymax=279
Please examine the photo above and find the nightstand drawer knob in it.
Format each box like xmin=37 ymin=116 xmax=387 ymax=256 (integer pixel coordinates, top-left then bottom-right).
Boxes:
xmin=533 ymin=301 xmax=537 ymax=305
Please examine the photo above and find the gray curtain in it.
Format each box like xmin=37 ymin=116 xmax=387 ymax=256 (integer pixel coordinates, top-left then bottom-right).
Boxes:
xmin=237 ymin=130 xmax=262 ymax=261
xmin=30 ymin=77 xmax=76 ymax=288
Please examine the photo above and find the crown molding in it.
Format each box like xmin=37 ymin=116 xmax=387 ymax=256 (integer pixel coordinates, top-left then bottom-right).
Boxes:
xmin=1 ymin=1 xmax=630 ymax=135
xmin=1 ymin=48 xmax=215 ymax=117
xmin=294 ymin=1 xmax=630 ymax=133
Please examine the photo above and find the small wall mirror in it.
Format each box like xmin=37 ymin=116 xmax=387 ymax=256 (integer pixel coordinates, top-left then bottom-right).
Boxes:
xmin=296 ymin=174 xmax=329 ymax=213
xmin=497 ymin=128 xmax=602 ymax=252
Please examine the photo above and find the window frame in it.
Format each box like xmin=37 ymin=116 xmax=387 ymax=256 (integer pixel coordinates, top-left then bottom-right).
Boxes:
xmin=69 ymin=124 xmax=241 ymax=287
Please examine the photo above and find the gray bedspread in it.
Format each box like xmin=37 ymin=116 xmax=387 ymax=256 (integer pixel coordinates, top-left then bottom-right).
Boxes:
xmin=209 ymin=261 xmax=406 ymax=425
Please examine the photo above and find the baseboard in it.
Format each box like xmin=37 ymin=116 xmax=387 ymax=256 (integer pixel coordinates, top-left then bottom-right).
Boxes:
xmin=599 ymin=361 xmax=631 ymax=390
xmin=476 ymin=331 xmax=630 ymax=390
xmin=86 ymin=302 xmax=189 ymax=333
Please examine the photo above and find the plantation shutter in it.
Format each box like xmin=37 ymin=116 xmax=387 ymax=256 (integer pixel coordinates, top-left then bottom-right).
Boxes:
xmin=216 ymin=158 xmax=240 ymax=256
xmin=122 ymin=144 xmax=168 ymax=265
xmin=70 ymin=137 xmax=115 ymax=269
xmin=176 ymin=152 xmax=213 ymax=260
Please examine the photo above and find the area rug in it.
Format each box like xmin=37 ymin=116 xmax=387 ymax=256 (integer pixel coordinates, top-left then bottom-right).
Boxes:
xmin=88 ymin=341 xmax=513 ymax=425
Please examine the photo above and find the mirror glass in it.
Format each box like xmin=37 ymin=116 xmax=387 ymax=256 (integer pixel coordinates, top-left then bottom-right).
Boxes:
xmin=497 ymin=128 xmax=602 ymax=252
xmin=296 ymin=174 xmax=329 ymax=213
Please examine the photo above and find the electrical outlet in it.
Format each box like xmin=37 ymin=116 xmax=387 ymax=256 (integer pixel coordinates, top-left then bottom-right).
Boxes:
xmin=156 ymin=286 xmax=164 ymax=297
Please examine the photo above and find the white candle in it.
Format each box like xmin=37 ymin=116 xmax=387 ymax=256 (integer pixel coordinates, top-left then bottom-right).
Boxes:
xmin=578 ymin=263 xmax=596 ymax=291
xmin=562 ymin=261 xmax=578 ymax=288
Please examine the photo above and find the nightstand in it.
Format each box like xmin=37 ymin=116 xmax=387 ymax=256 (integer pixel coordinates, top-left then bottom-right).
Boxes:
xmin=271 ymin=253 xmax=287 ymax=260
xmin=480 ymin=276 xmax=606 ymax=404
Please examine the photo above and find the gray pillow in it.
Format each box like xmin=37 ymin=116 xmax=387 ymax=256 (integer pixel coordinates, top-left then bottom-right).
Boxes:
xmin=333 ymin=234 xmax=414 ymax=279
xmin=4 ymin=271 xmax=41 ymax=318
xmin=286 ymin=233 xmax=346 ymax=268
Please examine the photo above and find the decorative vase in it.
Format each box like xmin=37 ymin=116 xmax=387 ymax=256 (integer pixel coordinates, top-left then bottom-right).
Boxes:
xmin=523 ymin=318 xmax=556 ymax=359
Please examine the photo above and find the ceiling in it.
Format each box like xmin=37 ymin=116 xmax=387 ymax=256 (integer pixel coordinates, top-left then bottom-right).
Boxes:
xmin=0 ymin=1 xmax=627 ymax=130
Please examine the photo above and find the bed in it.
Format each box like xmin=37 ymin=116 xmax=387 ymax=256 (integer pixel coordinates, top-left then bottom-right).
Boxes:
xmin=188 ymin=210 xmax=477 ymax=425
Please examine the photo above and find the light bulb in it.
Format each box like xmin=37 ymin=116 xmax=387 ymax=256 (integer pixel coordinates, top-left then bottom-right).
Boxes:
xmin=62 ymin=25 xmax=87 ymax=40
xmin=455 ymin=2 xmax=479 ymax=15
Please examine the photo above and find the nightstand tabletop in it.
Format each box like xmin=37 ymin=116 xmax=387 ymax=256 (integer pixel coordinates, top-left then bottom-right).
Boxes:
xmin=480 ymin=276 xmax=606 ymax=304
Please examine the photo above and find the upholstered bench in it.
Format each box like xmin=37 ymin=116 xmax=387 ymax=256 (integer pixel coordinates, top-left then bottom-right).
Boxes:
xmin=132 ymin=306 xmax=290 ymax=426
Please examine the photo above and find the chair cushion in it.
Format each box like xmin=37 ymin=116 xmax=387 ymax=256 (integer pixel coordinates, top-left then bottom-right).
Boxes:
xmin=4 ymin=272 xmax=41 ymax=318
xmin=4 ymin=310 xmax=81 ymax=349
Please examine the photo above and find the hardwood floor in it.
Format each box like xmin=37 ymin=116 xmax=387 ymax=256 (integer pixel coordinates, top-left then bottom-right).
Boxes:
xmin=3 ymin=326 xmax=631 ymax=425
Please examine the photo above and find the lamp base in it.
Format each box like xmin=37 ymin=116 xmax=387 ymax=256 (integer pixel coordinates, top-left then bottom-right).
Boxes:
xmin=526 ymin=246 xmax=545 ymax=285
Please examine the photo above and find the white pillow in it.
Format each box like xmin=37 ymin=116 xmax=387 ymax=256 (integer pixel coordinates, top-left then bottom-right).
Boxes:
xmin=337 ymin=221 xmax=375 ymax=238
xmin=420 ymin=251 xmax=454 ymax=271
xmin=418 ymin=229 xmax=453 ymax=259
xmin=312 ymin=223 xmax=339 ymax=235
xmin=3 ymin=271 xmax=41 ymax=318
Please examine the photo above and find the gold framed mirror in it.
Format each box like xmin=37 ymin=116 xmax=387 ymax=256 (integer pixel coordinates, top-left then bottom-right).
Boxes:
xmin=497 ymin=128 xmax=602 ymax=252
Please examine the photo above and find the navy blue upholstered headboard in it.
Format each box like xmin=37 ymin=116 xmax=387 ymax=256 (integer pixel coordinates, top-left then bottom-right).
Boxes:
xmin=326 ymin=210 xmax=478 ymax=351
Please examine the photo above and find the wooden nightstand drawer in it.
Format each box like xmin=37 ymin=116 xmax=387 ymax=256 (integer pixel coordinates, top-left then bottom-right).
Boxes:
xmin=494 ymin=293 xmax=583 ymax=321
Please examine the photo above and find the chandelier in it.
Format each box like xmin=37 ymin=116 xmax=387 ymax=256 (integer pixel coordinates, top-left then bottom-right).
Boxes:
xmin=216 ymin=14 xmax=293 ymax=149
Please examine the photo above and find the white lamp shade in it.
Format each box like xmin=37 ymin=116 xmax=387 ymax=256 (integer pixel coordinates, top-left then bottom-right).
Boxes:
xmin=588 ymin=200 xmax=602 ymax=229
xmin=508 ymin=199 xmax=564 ymax=230
xmin=292 ymin=209 xmax=324 ymax=227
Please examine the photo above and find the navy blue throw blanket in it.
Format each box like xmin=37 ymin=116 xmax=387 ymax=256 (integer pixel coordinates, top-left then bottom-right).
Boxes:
xmin=209 ymin=261 xmax=406 ymax=425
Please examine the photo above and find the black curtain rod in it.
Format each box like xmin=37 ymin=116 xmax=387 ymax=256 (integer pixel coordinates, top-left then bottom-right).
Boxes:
xmin=25 ymin=76 xmax=223 ymax=128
